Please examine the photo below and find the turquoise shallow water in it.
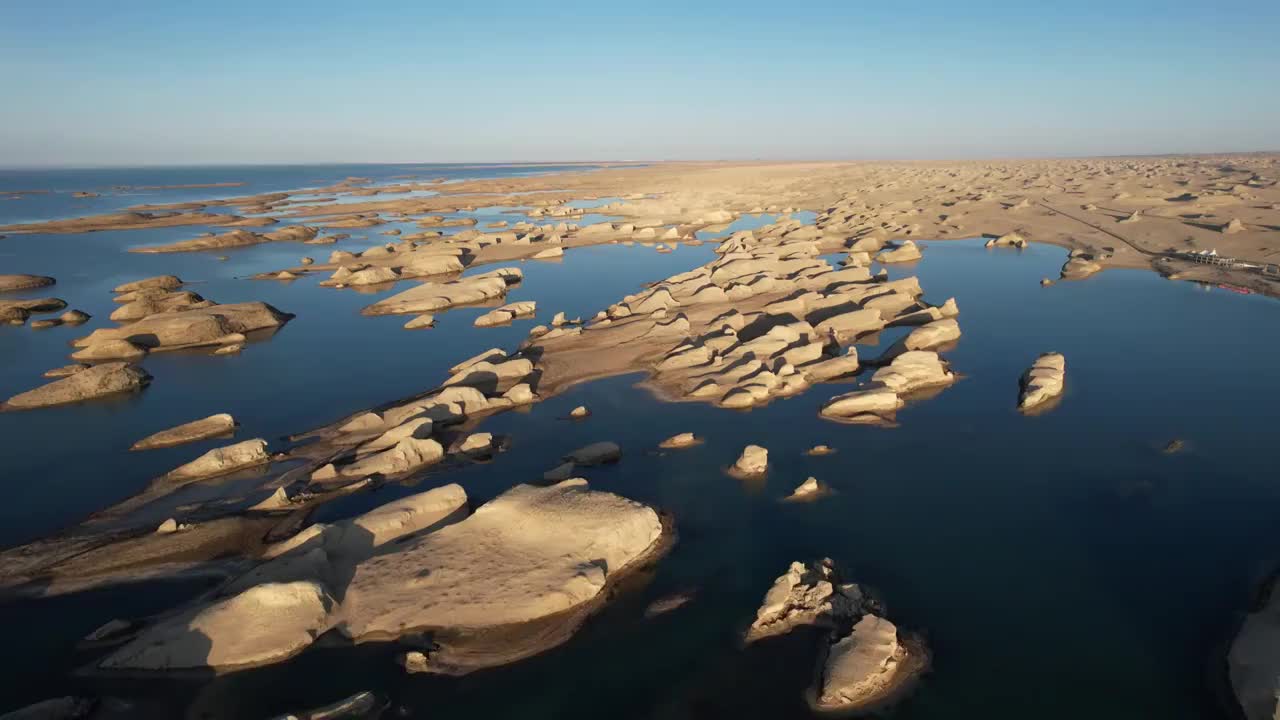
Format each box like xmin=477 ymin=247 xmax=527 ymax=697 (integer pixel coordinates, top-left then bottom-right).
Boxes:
xmin=2 ymin=166 xmax=1279 ymax=719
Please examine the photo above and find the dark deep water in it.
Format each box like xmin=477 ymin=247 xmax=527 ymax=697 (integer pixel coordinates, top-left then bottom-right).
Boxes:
xmin=2 ymin=165 xmax=1280 ymax=719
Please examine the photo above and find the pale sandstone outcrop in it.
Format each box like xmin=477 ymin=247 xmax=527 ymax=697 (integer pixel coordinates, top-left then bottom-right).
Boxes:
xmin=746 ymin=560 xmax=925 ymax=713
xmin=659 ymin=433 xmax=701 ymax=449
xmin=114 ymin=275 xmax=183 ymax=294
xmin=786 ymin=476 xmax=825 ymax=501
xmin=361 ymin=269 xmax=522 ymax=316
xmin=874 ymin=241 xmax=922 ymax=264
xmin=42 ymin=363 xmax=88 ymax=378
xmin=879 ymin=318 xmax=961 ymax=360
xmin=73 ymin=302 xmax=291 ymax=351
xmin=732 ymin=445 xmax=768 ymax=476
xmin=70 ymin=339 xmax=148 ymax=362
xmin=474 ymin=301 xmax=536 ymax=327
xmin=871 ymin=351 xmax=955 ymax=394
xmin=340 ymin=437 xmax=444 ymax=478
xmin=816 ymin=614 xmax=918 ymax=711
xmin=745 ymin=559 xmax=862 ymax=643
xmin=100 ymin=581 xmax=334 ymax=670
xmin=130 ymin=413 xmax=237 ymax=451
xmin=1 ymin=362 xmax=150 ymax=411
xmin=159 ymin=438 xmax=270 ymax=482
xmin=337 ymin=480 xmax=665 ymax=672
xmin=1018 ymin=352 xmax=1065 ymax=411
xmin=0 ymin=274 xmax=55 ymax=292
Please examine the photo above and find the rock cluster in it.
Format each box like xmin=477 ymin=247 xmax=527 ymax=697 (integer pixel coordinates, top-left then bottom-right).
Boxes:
xmin=100 ymin=480 xmax=666 ymax=675
xmin=745 ymin=560 xmax=925 ymax=713
xmin=821 ymin=351 xmax=955 ymax=424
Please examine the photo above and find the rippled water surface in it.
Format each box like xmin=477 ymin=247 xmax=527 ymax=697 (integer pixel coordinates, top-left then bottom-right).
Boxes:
xmin=2 ymin=166 xmax=1279 ymax=719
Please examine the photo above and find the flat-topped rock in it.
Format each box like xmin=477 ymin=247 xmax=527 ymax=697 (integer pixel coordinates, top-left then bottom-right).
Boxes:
xmin=100 ymin=580 xmax=333 ymax=671
xmin=0 ymin=274 xmax=55 ymax=292
xmin=113 ymin=275 xmax=183 ymax=294
xmin=337 ymin=480 xmax=665 ymax=671
xmin=2 ymin=362 xmax=150 ymax=411
xmin=130 ymin=413 xmax=237 ymax=451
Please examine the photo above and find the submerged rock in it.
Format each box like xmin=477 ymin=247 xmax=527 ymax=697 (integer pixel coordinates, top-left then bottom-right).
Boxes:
xmin=564 ymin=441 xmax=621 ymax=466
xmin=130 ymin=413 xmax=238 ymax=451
xmin=1 ymin=362 xmax=150 ymax=411
xmin=0 ymin=697 xmax=94 ymax=720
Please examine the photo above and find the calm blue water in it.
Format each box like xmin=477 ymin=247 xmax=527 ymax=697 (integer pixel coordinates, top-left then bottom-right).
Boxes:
xmin=2 ymin=168 xmax=1279 ymax=719
xmin=0 ymin=163 xmax=602 ymax=226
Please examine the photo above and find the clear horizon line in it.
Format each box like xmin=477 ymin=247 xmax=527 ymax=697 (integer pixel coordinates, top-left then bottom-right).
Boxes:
xmin=2 ymin=149 xmax=1278 ymax=172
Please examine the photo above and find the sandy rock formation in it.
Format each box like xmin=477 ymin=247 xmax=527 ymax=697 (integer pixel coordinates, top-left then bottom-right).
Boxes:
xmin=820 ymin=351 xmax=951 ymax=424
xmin=745 ymin=559 xmax=862 ymax=643
xmin=113 ymin=275 xmax=183 ymax=294
xmin=337 ymin=480 xmax=665 ymax=672
xmin=746 ymin=560 xmax=925 ymax=713
xmin=1018 ymin=352 xmax=1065 ymax=411
xmin=159 ymin=438 xmax=270 ymax=483
xmin=659 ymin=432 xmax=701 ymax=449
xmin=874 ymin=241 xmax=922 ymax=263
xmin=100 ymin=581 xmax=334 ymax=670
xmin=361 ymin=269 xmax=522 ymax=316
xmin=1 ymin=362 xmax=150 ymax=411
xmin=732 ymin=445 xmax=768 ymax=476
xmin=879 ymin=318 xmax=961 ymax=360
xmin=0 ymin=274 xmax=55 ymax=292
xmin=474 ymin=301 xmax=537 ymax=327
xmin=984 ymin=231 xmax=1027 ymax=248
xmin=815 ymin=613 xmax=918 ymax=711
xmin=73 ymin=302 xmax=291 ymax=351
xmin=130 ymin=413 xmax=238 ymax=451
xmin=786 ymin=476 xmax=825 ymax=501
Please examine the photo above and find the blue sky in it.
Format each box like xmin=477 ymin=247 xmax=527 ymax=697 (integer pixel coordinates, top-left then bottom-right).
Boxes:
xmin=2 ymin=0 xmax=1278 ymax=166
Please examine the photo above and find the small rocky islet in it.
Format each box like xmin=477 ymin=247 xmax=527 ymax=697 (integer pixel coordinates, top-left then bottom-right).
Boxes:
xmin=1 ymin=157 xmax=1279 ymax=717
